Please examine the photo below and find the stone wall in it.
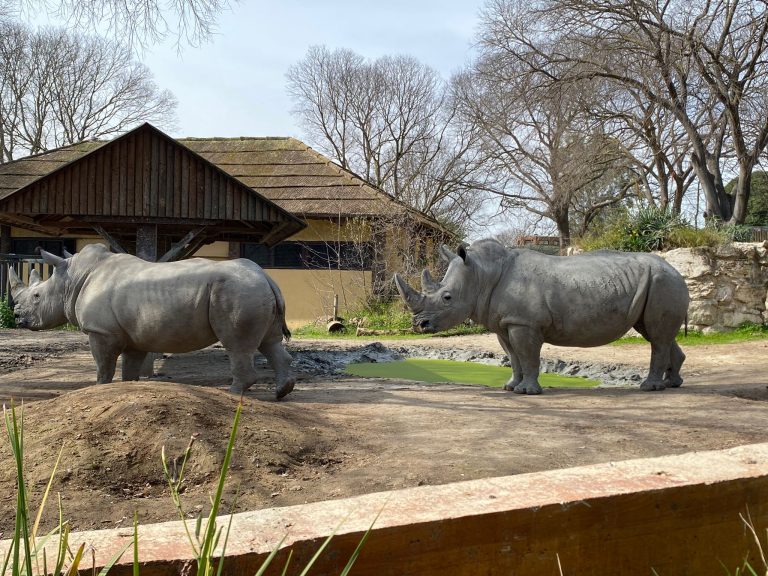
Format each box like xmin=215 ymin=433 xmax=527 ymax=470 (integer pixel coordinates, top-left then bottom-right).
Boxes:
xmin=661 ymin=241 xmax=768 ymax=333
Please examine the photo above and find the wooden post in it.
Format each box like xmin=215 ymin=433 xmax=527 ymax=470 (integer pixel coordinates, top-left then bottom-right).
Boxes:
xmin=0 ymin=225 xmax=10 ymax=254
xmin=136 ymin=224 xmax=158 ymax=262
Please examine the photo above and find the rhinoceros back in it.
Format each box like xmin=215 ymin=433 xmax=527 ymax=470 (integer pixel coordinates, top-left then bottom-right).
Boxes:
xmin=484 ymin=247 xmax=688 ymax=347
xmin=74 ymin=255 xmax=282 ymax=353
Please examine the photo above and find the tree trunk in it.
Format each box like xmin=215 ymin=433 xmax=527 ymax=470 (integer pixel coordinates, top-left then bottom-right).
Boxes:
xmin=690 ymin=152 xmax=730 ymax=221
xmin=730 ymin=164 xmax=753 ymax=225
xmin=554 ymin=210 xmax=571 ymax=250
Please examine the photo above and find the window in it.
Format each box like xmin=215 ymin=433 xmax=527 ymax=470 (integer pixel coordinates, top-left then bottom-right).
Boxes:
xmin=9 ymin=238 xmax=76 ymax=257
xmin=241 ymin=241 xmax=373 ymax=270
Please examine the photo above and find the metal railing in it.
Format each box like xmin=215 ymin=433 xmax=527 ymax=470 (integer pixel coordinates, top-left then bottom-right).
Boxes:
xmin=0 ymin=254 xmax=52 ymax=305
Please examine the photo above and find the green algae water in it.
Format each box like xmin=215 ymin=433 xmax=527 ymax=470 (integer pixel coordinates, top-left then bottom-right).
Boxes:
xmin=345 ymin=358 xmax=599 ymax=389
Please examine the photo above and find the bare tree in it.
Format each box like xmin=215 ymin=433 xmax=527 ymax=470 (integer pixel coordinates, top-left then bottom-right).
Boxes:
xmin=16 ymin=0 xmax=234 ymax=49
xmin=0 ymin=21 xmax=176 ymax=162
xmin=286 ymin=46 xmax=486 ymax=232
xmin=484 ymin=0 xmax=768 ymax=224
xmin=453 ymin=46 xmax=632 ymax=247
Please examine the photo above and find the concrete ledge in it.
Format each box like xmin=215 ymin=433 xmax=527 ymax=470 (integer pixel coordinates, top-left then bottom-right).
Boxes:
xmin=5 ymin=443 xmax=768 ymax=575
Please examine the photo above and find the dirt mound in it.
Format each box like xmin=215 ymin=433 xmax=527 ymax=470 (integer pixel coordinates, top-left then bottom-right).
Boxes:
xmin=0 ymin=382 xmax=352 ymax=533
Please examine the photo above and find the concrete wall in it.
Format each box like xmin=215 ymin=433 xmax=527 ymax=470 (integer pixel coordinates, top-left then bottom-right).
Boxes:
xmin=12 ymin=443 xmax=768 ymax=576
xmin=662 ymin=241 xmax=768 ymax=332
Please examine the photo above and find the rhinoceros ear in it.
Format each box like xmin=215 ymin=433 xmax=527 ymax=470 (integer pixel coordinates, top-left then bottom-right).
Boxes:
xmin=28 ymin=268 xmax=42 ymax=286
xmin=40 ymin=249 xmax=67 ymax=269
xmin=421 ymin=268 xmax=440 ymax=293
xmin=8 ymin=268 xmax=25 ymax=298
xmin=457 ymin=243 xmax=468 ymax=263
xmin=393 ymin=273 xmax=425 ymax=312
xmin=439 ymin=244 xmax=457 ymax=263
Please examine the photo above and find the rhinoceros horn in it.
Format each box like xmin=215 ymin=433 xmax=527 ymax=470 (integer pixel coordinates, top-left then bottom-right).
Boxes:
xmin=28 ymin=268 xmax=41 ymax=286
xmin=63 ymin=248 xmax=74 ymax=258
xmin=8 ymin=268 xmax=25 ymax=298
xmin=40 ymin=249 xmax=66 ymax=268
xmin=393 ymin=273 xmax=425 ymax=312
xmin=438 ymin=244 xmax=457 ymax=263
xmin=421 ymin=268 xmax=440 ymax=293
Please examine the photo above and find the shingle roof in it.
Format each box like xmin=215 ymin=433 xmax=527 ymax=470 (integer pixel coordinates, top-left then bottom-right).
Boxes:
xmin=0 ymin=141 xmax=104 ymax=201
xmin=178 ymin=137 xmax=401 ymax=218
xmin=0 ymin=133 xmax=442 ymax=229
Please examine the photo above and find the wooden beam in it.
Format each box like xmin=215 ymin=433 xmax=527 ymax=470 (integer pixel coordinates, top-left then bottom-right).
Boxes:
xmin=0 ymin=213 xmax=62 ymax=235
xmin=0 ymin=225 xmax=10 ymax=254
xmin=92 ymin=225 xmax=128 ymax=254
xmin=158 ymin=226 xmax=207 ymax=262
xmin=136 ymin=224 xmax=158 ymax=261
xmin=178 ymin=237 xmax=212 ymax=260
xmin=259 ymin=221 xmax=293 ymax=247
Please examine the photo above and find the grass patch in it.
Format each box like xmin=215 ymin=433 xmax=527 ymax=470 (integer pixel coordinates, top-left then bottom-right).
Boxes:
xmin=293 ymin=323 xmax=487 ymax=340
xmin=613 ymin=323 xmax=768 ymax=346
xmin=345 ymin=358 xmax=599 ymax=389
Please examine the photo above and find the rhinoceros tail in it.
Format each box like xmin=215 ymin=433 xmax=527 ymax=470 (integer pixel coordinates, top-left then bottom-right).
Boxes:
xmin=685 ymin=313 xmax=688 ymax=337
xmin=265 ymin=273 xmax=291 ymax=342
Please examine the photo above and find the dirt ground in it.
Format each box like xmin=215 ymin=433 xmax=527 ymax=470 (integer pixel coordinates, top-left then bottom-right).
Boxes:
xmin=1 ymin=328 xmax=767 ymax=534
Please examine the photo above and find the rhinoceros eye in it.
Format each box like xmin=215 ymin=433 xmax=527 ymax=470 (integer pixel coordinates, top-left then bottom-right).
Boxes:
xmin=442 ymin=292 xmax=452 ymax=302
xmin=33 ymin=293 xmax=40 ymax=300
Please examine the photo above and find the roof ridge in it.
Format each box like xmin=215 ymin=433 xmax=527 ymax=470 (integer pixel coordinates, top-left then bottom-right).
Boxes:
xmin=178 ymin=136 xmax=292 ymax=141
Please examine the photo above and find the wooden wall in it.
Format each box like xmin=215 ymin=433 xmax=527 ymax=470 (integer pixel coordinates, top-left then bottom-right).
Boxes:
xmin=0 ymin=126 xmax=288 ymax=225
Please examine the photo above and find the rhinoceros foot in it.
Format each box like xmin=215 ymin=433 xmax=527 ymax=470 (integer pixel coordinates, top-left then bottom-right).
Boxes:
xmin=276 ymin=377 xmax=296 ymax=400
xmin=503 ymin=380 xmax=522 ymax=392
xmin=663 ymin=375 xmax=683 ymax=388
xmin=640 ymin=379 xmax=667 ymax=391
xmin=512 ymin=382 xmax=542 ymax=395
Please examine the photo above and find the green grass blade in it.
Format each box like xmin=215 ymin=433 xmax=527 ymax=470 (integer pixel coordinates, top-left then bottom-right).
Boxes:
xmin=280 ymin=550 xmax=293 ymax=576
xmin=32 ymin=442 xmax=64 ymax=543
xmin=338 ymin=507 xmax=384 ymax=576
xmin=95 ymin=539 xmax=134 ymax=576
xmin=296 ymin=526 xmax=343 ymax=576
xmin=64 ymin=542 xmax=85 ymax=576
xmin=133 ymin=512 xmax=140 ymax=576
xmin=198 ymin=402 xmax=242 ymax=568
xmin=253 ymin=535 xmax=288 ymax=576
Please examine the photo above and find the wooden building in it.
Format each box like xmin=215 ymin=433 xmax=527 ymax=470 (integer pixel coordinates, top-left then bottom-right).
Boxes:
xmin=0 ymin=123 xmax=449 ymax=325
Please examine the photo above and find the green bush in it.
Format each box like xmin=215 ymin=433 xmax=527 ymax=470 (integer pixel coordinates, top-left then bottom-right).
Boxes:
xmin=350 ymin=298 xmax=412 ymax=331
xmin=0 ymin=298 xmax=15 ymax=328
xmin=576 ymin=207 xmax=752 ymax=252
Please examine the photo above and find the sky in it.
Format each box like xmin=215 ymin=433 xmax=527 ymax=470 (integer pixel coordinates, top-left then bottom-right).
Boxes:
xmin=140 ymin=0 xmax=485 ymax=139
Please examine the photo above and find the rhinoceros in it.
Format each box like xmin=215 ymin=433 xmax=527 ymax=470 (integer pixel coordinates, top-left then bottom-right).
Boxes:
xmin=394 ymin=238 xmax=689 ymax=394
xmin=9 ymin=244 xmax=296 ymax=399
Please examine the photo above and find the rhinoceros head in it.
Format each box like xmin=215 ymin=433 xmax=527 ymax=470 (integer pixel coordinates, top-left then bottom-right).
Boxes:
xmin=393 ymin=244 xmax=475 ymax=333
xmin=10 ymin=250 xmax=71 ymax=330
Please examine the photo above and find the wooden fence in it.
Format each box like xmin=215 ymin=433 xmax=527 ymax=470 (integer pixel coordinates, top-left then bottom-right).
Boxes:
xmin=0 ymin=255 xmax=51 ymax=306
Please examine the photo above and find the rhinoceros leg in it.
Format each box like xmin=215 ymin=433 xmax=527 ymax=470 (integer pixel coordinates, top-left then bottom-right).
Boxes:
xmin=121 ymin=349 xmax=149 ymax=381
xmin=228 ymin=351 xmax=260 ymax=394
xmin=663 ymin=342 xmax=685 ymax=388
xmin=640 ymin=339 xmax=672 ymax=391
xmin=505 ymin=325 xmax=543 ymax=395
xmin=496 ymin=334 xmax=522 ymax=391
xmin=259 ymin=339 xmax=295 ymax=400
xmin=87 ymin=333 xmax=121 ymax=384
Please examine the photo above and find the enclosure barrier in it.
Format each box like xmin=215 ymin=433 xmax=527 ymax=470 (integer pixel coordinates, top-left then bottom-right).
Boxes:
xmin=6 ymin=442 xmax=767 ymax=575
xmin=0 ymin=254 xmax=52 ymax=304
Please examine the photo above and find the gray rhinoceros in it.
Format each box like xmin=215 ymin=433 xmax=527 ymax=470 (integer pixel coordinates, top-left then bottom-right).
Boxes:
xmin=393 ymin=238 xmax=690 ymax=394
xmin=9 ymin=243 xmax=296 ymax=399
